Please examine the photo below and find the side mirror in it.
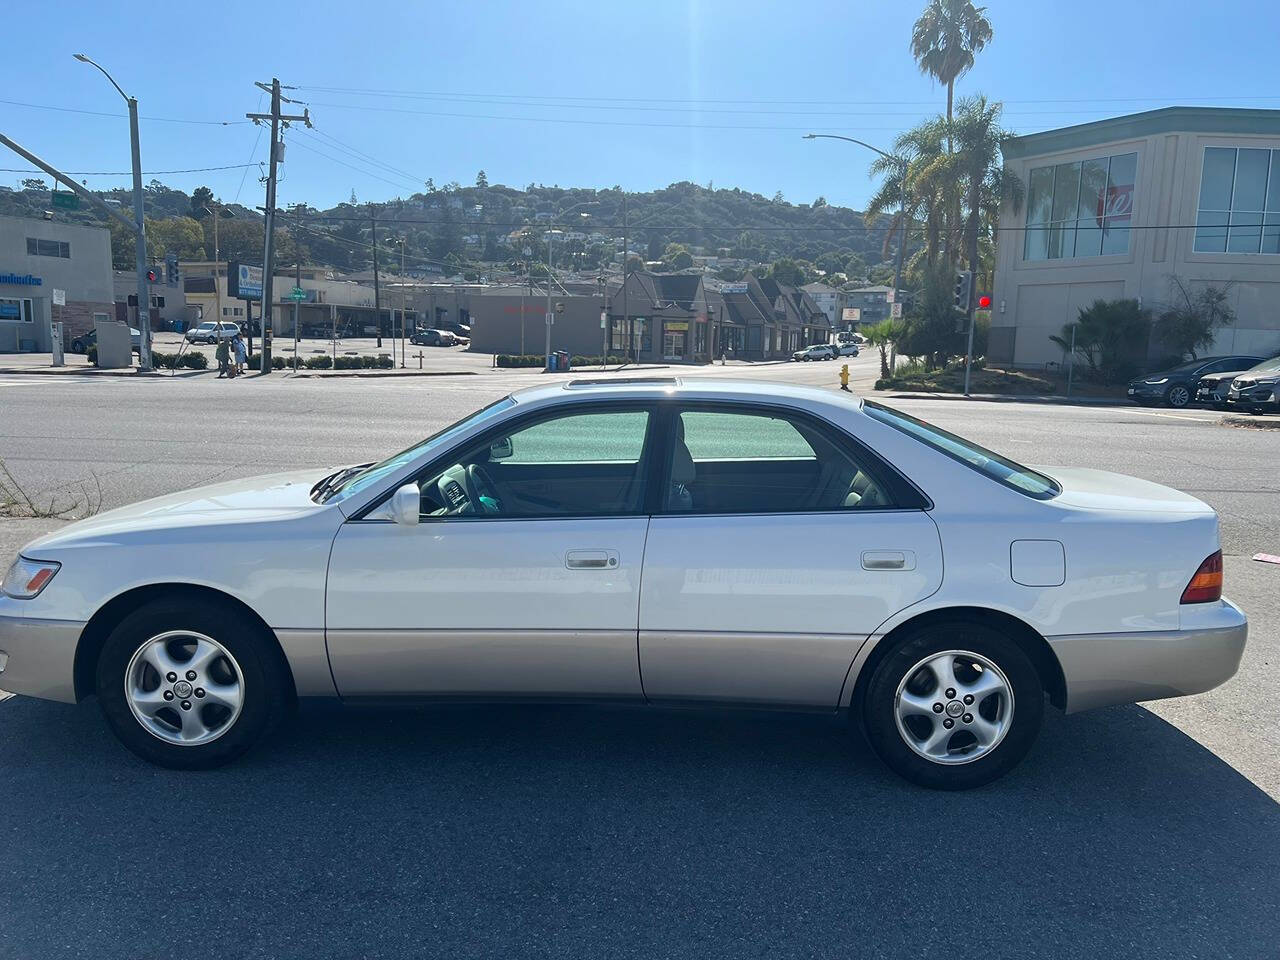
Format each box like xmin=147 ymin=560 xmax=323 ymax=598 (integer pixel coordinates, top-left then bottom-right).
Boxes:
xmin=489 ymin=437 xmax=513 ymax=460
xmin=390 ymin=483 xmax=420 ymax=526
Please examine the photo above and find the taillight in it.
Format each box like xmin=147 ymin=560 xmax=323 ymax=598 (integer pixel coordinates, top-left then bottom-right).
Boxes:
xmin=1180 ymin=551 xmax=1223 ymax=604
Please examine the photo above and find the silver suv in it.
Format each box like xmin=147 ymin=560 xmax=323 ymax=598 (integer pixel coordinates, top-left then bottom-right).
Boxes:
xmin=185 ymin=322 xmax=241 ymax=344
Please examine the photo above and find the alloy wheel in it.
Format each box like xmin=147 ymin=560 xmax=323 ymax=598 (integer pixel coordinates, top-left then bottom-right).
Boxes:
xmin=893 ymin=650 xmax=1014 ymax=765
xmin=124 ymin=630 xmax=245 ymax=746
xmin=1168 ymin=385 xmax=1191 ymax=407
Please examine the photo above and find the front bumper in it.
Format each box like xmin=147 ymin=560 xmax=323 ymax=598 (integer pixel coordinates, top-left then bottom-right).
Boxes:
xmin=1047 ymin=599 xmax=1247 ymax=713
xmin=1126 ymin=384 xmax=1169 ymax=401
xmin=0 ymin=611 xmax=85 ymax=703
xmin=1226 ymin=384 xmax=1278 ymax=410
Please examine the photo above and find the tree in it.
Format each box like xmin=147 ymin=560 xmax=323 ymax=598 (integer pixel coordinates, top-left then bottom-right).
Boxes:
xmin=1154 ymin=278 xmax=1236 ymax=360
xmin=911 ymin=0 xmax=993 ymax=137
xmin=865 ymin=319 xmax=904 ymax=378
xmin=475 ymin=170 xmax=488 ymax=188
xmin=148 ymin=216 xmax=207 ymax=261
xmin=1050 ymin=299 xmax=1152 ymax=384
xmin=20 ymin=178 xmax=47 ymax=192
xmin=349 ymin=190 xmax=358 ymax=205
xmin=769 ymin=257 xmax=806 ymax=287
xmin=189 ymin=186 xmax=214 ymax=220
xmin=426 ymin=179 xmax=436 ymax=192
xmin=772 ymin=190 xmax=785 ymax=204
xmin=898 ymin=264 xmax=963 ymax=368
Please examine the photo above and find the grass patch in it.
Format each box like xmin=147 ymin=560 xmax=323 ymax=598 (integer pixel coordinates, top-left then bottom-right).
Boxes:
xmin=875 ymin=363 xmax=1058 ymax=395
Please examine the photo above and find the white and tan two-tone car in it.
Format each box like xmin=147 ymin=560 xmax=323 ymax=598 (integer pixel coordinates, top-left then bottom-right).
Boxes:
xmin=0 ymin=379 xmax=1247 ymax=789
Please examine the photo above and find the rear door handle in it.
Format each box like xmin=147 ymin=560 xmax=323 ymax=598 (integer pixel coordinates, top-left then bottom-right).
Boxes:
xmin=861 ymin=550 xmax=915 ymax=571
xmin=566 ymin=549 xmax=619 ymax=570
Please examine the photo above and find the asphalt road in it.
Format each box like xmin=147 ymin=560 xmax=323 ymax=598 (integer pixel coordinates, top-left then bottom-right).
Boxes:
xmin=1 ymin=360 xmax=1278 ymax=959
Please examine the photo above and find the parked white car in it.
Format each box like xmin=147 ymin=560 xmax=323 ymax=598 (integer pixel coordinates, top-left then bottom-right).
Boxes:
xmin=0 ymin=379 xmax=1246 ymax=788
xmin=836 ymin=342 xmax=861 ymax=357
xmin=185 ymin=321 xmax=241 ymax=344
xmin=792 ymin=344 xmax=837 ymax=361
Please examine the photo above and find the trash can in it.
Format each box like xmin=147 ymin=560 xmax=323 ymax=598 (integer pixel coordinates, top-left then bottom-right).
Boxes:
xmin=557 ymin=350 xmax=570 ymax=371
xmin=547 ymin=353 xmax=558 ymax=371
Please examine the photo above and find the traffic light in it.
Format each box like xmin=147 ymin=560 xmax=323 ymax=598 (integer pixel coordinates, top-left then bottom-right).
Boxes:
xmin=165 ymin=254 xmax=179 ymax=285
xmin=146 ymin=269 xmax=157 ymax=284
xmin=977 ymin=294 xmax=992 ymax=310
xmin=952 ymin=270 xmax=972 ymax=312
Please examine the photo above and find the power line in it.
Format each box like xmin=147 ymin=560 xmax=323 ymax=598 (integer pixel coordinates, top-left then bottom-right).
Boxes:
xmin=0 ymin=97 xmax=248 ymax=125
xmin=306 ymin=127 xmax=426 ymax=185
xmin=3 ymin=163 xmax=256 ymax=176
xmin=234 ymin=93 xmax=267 ymax=205
xmin=288 ymin=137 xmax=422 ymax=191
xmin=295 ymin=84 xmax=1280 ymax=108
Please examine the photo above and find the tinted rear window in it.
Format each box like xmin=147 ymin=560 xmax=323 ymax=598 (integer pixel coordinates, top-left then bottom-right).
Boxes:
xmin=863 ymin=401 xmax=1060 ymax=500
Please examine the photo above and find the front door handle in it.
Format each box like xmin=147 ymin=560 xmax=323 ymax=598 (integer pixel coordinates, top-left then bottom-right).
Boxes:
xmin=861 ymin=550 xmax=915 ymax=571
xmin=566 ymin=549 xmax=619 ymax=570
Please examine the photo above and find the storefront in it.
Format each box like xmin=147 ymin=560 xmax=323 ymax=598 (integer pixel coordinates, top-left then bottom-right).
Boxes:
xmin=0 ymin=215 xmax=115 ymax=353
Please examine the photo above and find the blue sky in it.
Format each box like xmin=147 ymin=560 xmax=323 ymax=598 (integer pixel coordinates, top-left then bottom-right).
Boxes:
xmin=5 ymin=0 xmax=1280 ymax=214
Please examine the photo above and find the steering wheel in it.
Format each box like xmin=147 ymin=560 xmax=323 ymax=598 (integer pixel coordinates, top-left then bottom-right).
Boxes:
xmin=466 ymin=463 xmax=504 ymax=515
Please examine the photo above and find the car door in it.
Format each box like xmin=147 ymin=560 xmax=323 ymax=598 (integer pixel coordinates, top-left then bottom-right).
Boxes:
xmin=638 ymin=403 xmax=943 ymax=709
xmin=325 ymin=403 xmax=658 ymax=700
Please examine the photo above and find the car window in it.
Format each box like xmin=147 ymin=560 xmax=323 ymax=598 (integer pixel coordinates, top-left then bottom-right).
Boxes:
xmin=1247 ymin=357 xmax=1280 ymax=373
xmin=663 ymin=408 xmax=894 ymax=514
xmin=863 ymin=401 xmax=1059 ymax=499
xmin=420 ymin=408 xmax=653 ymax=518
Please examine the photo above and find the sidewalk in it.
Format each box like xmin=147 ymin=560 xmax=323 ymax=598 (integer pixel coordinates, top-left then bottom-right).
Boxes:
xmin=886 ymin=391 xmax=1128 ymax=406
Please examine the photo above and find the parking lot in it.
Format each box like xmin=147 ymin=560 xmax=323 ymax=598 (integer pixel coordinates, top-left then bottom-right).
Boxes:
xmin=1 ymin=360 xmax=1278 ymax=958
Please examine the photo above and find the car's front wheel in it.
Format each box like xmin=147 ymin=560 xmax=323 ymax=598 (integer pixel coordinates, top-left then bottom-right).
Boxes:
xmin=96 ymin=596 xmax=289 ymax=769
xmin=861 ymin=620 xmax=1044 ymax=789
xmin=1166 ymin=385 xmax=1191 ymax=407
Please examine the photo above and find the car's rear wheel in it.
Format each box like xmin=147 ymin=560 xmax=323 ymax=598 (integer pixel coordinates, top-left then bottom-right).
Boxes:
xmin=861 ymin=621 xmax=1043 ymax=790
xmin=1166 ymin=385 xmax=1191 ymax=407
xmin=96 ymin=597 xmax=288 ymax=769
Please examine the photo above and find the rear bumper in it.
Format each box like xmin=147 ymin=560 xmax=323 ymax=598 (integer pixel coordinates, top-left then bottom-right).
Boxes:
xmin=1048 ymin=599 xmax=1247 ymax=713
xmin=0 ymin=610 xmax=85 ymax=703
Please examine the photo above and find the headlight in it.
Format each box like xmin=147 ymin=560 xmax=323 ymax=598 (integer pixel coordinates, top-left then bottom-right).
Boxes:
xmin=1145 ymin=377 xmax=1168 ymax=384
xmin=1254 ymin=377 xmax=1279 ymax=386
xmin=1 ymin=556 xmax=61 ymax=599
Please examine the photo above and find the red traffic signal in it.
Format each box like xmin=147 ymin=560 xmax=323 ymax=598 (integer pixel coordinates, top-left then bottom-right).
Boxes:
xmin=977 ymin=294 xmax=992 ymax=309
xmin=146 ymin=269 xmax=157 ymax=283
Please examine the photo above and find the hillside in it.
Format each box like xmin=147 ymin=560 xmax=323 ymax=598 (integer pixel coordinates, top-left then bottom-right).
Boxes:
xmin=0 ymin=178 xmax=896 ymax=280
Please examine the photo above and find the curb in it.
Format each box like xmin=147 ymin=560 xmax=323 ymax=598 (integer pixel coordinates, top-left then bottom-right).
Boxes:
xmin=284 ymin=370 xmax=479 ymax=379
xmin=1221 ymin=415 xmax=1280 ymax=430
xmin=885 ymin=392 xmax=1126 ymax=407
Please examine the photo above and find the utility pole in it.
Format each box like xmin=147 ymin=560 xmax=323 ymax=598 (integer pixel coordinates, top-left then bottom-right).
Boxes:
xmin=599 ymin=274 xmax=608 ymax=367
xmin=247 ymin=78 xmax=310 ymax=373
xmin=371 ymin=212 xmax=382 ymax=348
xmin=293 ymin=256 xmax=301 ymax=370
xmin=400 ymin=237 xmax=408 ymax=367
xmin=544 ymin=229 xmax=556 ymax=369
xmin=622 ymin=192 xmax=631 ymax=365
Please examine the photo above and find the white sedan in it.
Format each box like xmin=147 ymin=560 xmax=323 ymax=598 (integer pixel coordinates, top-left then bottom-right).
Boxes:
xmin=0 ymin=379 xmax=1247 ymax=789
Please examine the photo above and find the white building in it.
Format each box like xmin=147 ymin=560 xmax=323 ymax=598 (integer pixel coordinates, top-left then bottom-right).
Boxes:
xmin=800 ymin=282 xmax=842 ymax=329
xmin=992 ymin=107 xmax=1280 ymax=367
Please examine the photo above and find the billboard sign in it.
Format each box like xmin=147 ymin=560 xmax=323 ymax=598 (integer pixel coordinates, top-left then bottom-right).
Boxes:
xmin=228 ymin=261 xmax=263 ymax=301
xmin=841 ymin=307 xmax=861 ymax=324
xmin=720 ymin=282 xmax=749 ymax=294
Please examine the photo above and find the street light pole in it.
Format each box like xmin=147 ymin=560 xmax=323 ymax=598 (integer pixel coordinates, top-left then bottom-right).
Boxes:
xmin=76 ymin=54 xmax=152 ymax=371
xmin=803 ymin=133 xmax=909 ymax=371
xmin=542 ymin=200 xmax=600 ymax=370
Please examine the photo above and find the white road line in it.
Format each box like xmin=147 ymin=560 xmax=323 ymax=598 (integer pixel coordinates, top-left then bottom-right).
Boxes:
xmin=0 ymin=690 xmax=13 ymax=703
xmin=1129 ymin=410 xmax=1220 ymax=422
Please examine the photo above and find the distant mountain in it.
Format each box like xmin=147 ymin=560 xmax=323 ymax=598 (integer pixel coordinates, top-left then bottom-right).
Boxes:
xmin=0 ymin=179 xmax=895 ymax=278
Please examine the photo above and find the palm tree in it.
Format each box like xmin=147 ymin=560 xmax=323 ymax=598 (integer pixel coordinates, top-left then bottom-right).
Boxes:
xmin=863 ymin=117 xmax=957 ymax=274
xmin=911 ymin=0 xmax=994 ymax=137
xmin=864 ymin=318 xmax=904 ymax=379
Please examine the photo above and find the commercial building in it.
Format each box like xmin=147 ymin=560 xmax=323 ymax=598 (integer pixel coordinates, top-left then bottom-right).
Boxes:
xmin=112 ymin=270 xmax=190 ymax=329
xmin=843 ymin=286 xmax=895 ymax=330
xmin=0 ymin=214 xmax=114 ymax=352
xmin=801 ymin=282 xmax=842 ymax=329
xmin=991 ymin=107 xmax=1280 ymax=367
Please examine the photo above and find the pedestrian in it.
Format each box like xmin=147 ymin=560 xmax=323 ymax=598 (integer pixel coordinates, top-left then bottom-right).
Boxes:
xmin=233 ymin=333 xmax=247 ymax=375
xmin=214 ymin=336 xmax=230 ymax=378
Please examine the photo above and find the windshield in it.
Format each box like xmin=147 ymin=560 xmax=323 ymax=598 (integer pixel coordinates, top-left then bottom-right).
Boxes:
xmin=323 ymin=396 xmax=517 ymax=503
xmin=863 ymin=401 xmax=1060 ymax=500
xmin=1247 ymin=357 xmax=1280 ymax=373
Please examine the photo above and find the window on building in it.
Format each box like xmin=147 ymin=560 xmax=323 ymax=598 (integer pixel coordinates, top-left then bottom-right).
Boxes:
xmin=0 ymin=298 xmax=34 ymax=322
xmin=1024 ymin=152 xmax=1136 ymax=260
xmin=26 ymin=238 xmax=71 ymax=258
xmin=150 ymin=296 xmax=166 ymax=308
xmin=1194 ymin=147 xmax=1280 ymax=254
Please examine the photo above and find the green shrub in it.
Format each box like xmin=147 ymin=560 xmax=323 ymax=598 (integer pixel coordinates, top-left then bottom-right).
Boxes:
xmin=377 ymin=354 xmax=394 ymax=369
xmin=361 ymin=355 xmax=378 ymax=368
xmin=304 ymin=355 xmax=333 ymax=369
xmin=495 ymin=353 xmax=624 ymax=368
xmin=86 ymin=345 xmax=97 ymax=365
xmin=179 ymin=352 xmax=208 ymax=369
xmin=246 ymin=354 xmax=262 ymax=370
xmin=334 ymin=355 xmax=361 ymax=369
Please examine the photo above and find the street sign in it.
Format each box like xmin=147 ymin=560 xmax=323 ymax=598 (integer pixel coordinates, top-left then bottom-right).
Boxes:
xmin=51 ymin=191 xmax=78 ymax=210
xmin=891 ymin=302 xmax=903 ymax=318
xmin=227 ymin=261 xmax=263 ymax=300
xmin=52 ymin=288 xmax=66 ymax=306
xmin=721 ymin=282 xmax=749 ymax=294
xmin=841 ymin=307 xmax=861 ymax=324
xmin=885 ymin=289 xmax=895 ymax=304
xmin=288 ymin=286 xmax=307 ymax=301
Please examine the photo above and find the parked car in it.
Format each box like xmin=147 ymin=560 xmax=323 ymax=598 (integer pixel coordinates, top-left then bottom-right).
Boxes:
xmin=1224 ymin=356 xmax=1280 ymax=414
xmin=185 ymin=321 xmax=242 ymax=345
xmin=69 ymin=326 xmax=143 ymax=355
xmin=1126 ymin=355 xmax=1263 ymax=408
xmin=410 ymin=329 xmax=456 ymax=347
xmin=792 ymin=344 xmax=837 ymax=361
xmin=836 ymin=342 xmax=861 ymax=357
xmin=0 ymin=380 xmax=1246 ymax=789
xmin=1198 ymin=356 xmax=1280 ymax=409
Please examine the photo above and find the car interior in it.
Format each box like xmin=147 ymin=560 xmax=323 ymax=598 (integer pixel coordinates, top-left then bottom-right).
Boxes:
xmin=415 ymin=407 xmax=894 ymax=519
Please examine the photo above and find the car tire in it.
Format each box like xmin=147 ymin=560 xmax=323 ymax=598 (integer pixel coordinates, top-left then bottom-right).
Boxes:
xmin=71 ymin=341 xmax=86 ymax=354
xmin=1165 ymin=385 xmax=1191 ymax=408
xmin=861 ymin=620 xmax=1044 ymax=790
xmin=96 ymin=596 xmax=289 ymax=770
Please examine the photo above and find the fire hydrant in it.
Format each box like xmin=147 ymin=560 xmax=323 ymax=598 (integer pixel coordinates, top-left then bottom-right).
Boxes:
xmin=839 ymin=363 xmax=850 ymax=391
